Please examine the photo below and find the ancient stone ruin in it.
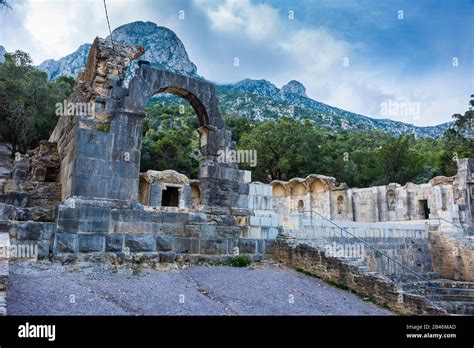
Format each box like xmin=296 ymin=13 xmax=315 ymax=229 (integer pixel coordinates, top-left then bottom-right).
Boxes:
xmin=0 ymin=38 xmax=473 ymax=315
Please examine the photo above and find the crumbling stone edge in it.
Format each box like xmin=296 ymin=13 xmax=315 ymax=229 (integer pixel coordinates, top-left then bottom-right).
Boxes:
xmin=272 ymin=239 xmax=447 ymax=315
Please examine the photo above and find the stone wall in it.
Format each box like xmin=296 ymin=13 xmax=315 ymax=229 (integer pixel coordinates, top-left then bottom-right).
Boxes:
xmin=266 ymin=159 xmax=473 ymax=226
xmin=272 ymin=239 xmax=446 ymax=315
xmin=54 ymin=197 xmax=268 ymax=259
xmin=49 ymin=38 xmax=145 ymax=201
xmin=0 ymin=218 xmax=55 ymax=259
xmin=429 ymin=231 xmax=474 ymax=281
xmin=1 ymin=141 xmax=61 ymax=222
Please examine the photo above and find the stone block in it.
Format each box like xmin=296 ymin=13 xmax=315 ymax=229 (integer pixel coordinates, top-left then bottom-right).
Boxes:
xmin=17 ymin=222 xmax=43 ymax=241
xmin=238 ymin=239 xmax=257 ymax=254
xmin=54 ymin=233 xmax=78 ymax=253
xmin=188 ymin=212 xmax=207 ymax=225
xmin=249 ymin=216 xmax=260 ymax=226
xmin=162 ymin=212 xmax=189 ymax=224
xmin=42 ymin=223 xmax=56 ymax=241
xmin=249 ymin=227 xmax=261 ymax=239
xmin=125 ymin=234 xmax=155 ymax=252
xmin=156 ymin=235 xmax=172 ymax=251
xmin=216 ymin=226 xmax=241 ymax=239
xmin=78 ymin=234 xmax=104 ymax=252
xmin=199 ymin=225 xmax=217 ymax=239
xmin=37 ymin=240 xmax=51 ymax=258
xmin=263 ymin=239 xmax=276 ymax=254
xmin=159 ymin=252 xmax=176 ymax=263
xmin=200 ymin=239 xmax=227 ymax=255
xmin=172 ymin=237 xmax=199 ymax=253
xmin=182 ymin=225 xmax=201 ymax=238
xmin=105 ymin=234 xmax=123 ymax=252
xmin=160 ymin=223 xmax=184 ymax=236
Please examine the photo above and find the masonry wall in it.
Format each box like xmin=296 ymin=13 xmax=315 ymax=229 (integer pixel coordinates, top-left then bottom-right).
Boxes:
xmin=287 ymin=220 xmax=433 ymax=276
xmin=272 ymin=240 xmax=446 ymax=315
xmin=429 ymin=231 xmax=474 ymax=281
xmin=265 ymin=160 xmax=473 ymax=226
xmin=53 ymin=197 xmax=270 ymax=258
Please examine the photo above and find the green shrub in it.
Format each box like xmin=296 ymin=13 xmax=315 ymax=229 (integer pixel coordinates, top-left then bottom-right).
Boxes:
xmin=229 ymin=254 xmax=252 ymax=267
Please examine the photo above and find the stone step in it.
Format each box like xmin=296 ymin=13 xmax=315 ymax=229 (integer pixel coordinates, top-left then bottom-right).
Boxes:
xmin=391 ymin=272 xmax=440 ymax=284
xmin=428 ymin=293 xmax=474 ymax=301
xmin=432 ymin=301 xmax=474 ymax=315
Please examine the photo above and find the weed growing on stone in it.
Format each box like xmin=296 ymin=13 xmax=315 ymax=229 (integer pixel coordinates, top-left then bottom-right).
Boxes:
xmin=229 ymin=255 xmax=252 ymax=267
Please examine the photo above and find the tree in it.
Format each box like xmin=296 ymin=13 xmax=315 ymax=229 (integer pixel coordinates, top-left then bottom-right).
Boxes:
xmin=374 ymin=135 xmax=424 ymax=184
xmin=140 ymin=104 xmax=200 ymax=178
xmin=239 ymin=117 xmax=326 ymax=181
xmin=0 ymin=51 xmax=74 ymax=155
xmin=440 ymin=97 xmax=474 ymax=174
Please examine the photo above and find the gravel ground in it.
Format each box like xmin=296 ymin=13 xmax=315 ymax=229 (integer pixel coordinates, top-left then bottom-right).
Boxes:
xmin=7 ymin=261 xmax=393 ymax=316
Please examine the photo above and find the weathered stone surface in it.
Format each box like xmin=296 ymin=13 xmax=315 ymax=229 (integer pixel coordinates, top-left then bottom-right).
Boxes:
xmin=429 ymin=231 xmax=474 ymax=281
xmin=54 ymin=233 xmax=78 ymax=253
xmin=172 ymin=237 xmax=199 ymax=253
xmin=272 ymin=239 xmax=446 ymax=315
xmin=200 ymin=239 xmax=227 ymax=254
xmin=156 ymin=236 xmax=172 ymax=252
xmin=105 ymin=234 xmax=123 ymax=252
xmin=78 ymin=234 xmax=104 ymax=252
xmin=159 ymin=252 xmax=176 ymax=263
xmin=235 ymin=239 xmax=255 ymax=254
xmin=125 ymin=235 xmax=155 ymax=252
xmin=16 ymin=222 xmax=43 ymax=241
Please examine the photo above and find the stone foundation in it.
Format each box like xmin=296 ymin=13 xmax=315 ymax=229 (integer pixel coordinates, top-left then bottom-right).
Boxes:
xmin=53 ymin=196 xmax=270 ymax=258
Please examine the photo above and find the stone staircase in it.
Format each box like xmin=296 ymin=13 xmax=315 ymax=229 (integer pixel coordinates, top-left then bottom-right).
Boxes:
xmin=401 ymin=280 xmax=474 ymax=315
xmin=291 ymin=226 xmax=474 ymax=315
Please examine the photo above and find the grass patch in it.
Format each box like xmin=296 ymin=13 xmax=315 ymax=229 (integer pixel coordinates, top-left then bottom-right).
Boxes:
xmin=131 ymin=256 xmax=145 ymax=276
xmin=96 ymin=122 xmax=111 ymax=132
xmin=229 ymin=255 xmax=252 ymax=267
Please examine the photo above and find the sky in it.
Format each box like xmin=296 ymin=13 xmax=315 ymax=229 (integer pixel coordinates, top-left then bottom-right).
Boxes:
xmin=0 ymin=0 xmax=473 ymax=126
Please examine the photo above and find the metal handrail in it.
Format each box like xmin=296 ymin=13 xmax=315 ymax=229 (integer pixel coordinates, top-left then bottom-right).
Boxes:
xmin=310 ymin=209 xmax=430 ymax=282
xmin=428 ymin=217 xmax=469 ymax=235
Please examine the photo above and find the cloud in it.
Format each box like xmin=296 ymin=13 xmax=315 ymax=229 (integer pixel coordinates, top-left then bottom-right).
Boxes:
xmin=1 ymin=0 xmax=470 ymax=126
xmin=204 ymin=0 xmax=280 ymax=41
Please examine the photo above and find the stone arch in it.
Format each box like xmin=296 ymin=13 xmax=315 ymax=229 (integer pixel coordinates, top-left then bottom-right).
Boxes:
xmin=289 ymin=181 xmax=307 ymax=196
xmin=309 ymin=178 xmax=328 ymax=194
xmin=272 ymin=183 xmax=287 ymax=197
xmin=123 ymin=65 xmax=223 ymax=129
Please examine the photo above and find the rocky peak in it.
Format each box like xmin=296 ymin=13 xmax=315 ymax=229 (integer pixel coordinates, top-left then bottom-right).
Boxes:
xmin=227 ymin=79 xmax=280 ymax=99
xmin=281 ymin=80 xmax=307 ymax=97
xmin=37 ymin=21 xmax=198 ymax=81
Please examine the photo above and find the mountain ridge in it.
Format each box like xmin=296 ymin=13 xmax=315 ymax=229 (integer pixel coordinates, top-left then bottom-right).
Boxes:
xmin=34 ymin=21 xmax=451 ymax=138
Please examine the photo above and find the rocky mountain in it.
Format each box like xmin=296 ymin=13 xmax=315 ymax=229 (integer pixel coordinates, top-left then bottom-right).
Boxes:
xmin=0 ymin=45 xmax=6 ymax=63
xmin=37 ymin=21 xmax=198 ymax=81
xmin=37 ymin=43 xmax=91 ymax=80
xmin=35 ymin=20 xmax=451 ymax=138
xmin=281 ymin=80 xmax=307 ymax=98
xmin=218 ymin=79 xmax=451 ymax=137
